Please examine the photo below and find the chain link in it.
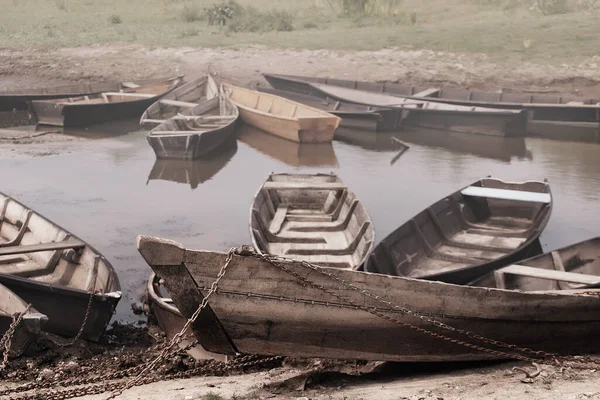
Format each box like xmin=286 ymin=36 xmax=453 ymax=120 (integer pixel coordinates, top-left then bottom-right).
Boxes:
xmin=0 ymin=305 xmax=32 ymax=371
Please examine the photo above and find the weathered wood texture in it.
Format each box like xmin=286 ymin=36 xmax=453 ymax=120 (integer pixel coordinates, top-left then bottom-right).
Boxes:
xmin=250 ymin=173 xmax=374 ymax=270
xmin=0 ymin=192 xmax=121 ymax=341
xmin=147 ymin=92 xmax=239 ymax=160
xmin=222 ymin=83 xmax=341 ymax=143
xmin=29 ymin=76 xmax=183 ymax=128
xmin=0 ymin=282 xmax=47 ymax=357
xmin=365 ymin=178 xmax=552 ymax=284
xmin=139 ymin=236 xmax=600 ymax=362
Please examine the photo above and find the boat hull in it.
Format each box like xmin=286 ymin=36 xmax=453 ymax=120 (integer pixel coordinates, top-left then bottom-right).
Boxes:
xmin=138 ymin=237 xmax=600 ymax=362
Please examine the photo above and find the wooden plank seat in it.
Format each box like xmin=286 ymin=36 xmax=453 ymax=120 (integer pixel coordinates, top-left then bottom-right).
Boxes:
xmin=103 ymin=92 xmax=156 ymax=98
xmin=159 ymin=99 xmax=198 ymax=108
xmin=494 ymin=264 xmax=600 ymax=287
xmin=252 ymin=211 xmax=326 ymax=244
xmin=461 ymin=186 xmax=551 ymax=204
xmin=263 ymin=182 xmax=348 ymax=191
xmin=286 ymin=222 xmax=371 ymax=256
xmin=287 ymin=200 xmax=360 ymax=232
xmin=0 ymin=239 xmax=86 ymax=257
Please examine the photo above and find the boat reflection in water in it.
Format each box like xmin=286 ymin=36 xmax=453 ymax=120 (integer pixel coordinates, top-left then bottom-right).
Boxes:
xmin=61 ymin=118 xmax=144 ymax=139
xmin=337 ymin=126 xmax=532 ymax=162
xmin=147 ymin=138 xmax=238 ymax=190
xmin=237 ymin=123 xmax=339 ymax=167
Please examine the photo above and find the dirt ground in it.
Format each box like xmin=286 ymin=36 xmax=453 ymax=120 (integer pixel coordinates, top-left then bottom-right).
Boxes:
xmin=2 ymin=45 xmax=600 ymax=399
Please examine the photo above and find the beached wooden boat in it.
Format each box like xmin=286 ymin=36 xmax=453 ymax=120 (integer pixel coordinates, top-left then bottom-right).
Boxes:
xmin=258 ymin=87 xmax=404 ymax=132
xmin=146 ymin=139 xmax=238 ymax=190
xmin=147 ymin=273 xmax=228 ymax=362
xmin=222 ymin=83 xmax=341 ymax=143
xmin=147 ymin=93 xmax=239 ymax=160
xmin=364 ymin=178 xmax=552 ymax=284
xmin=138 ymin=235 xmax=600 ymax=362
xmin=0 ymin=80 xmax=129 ymax=112
xmin=469 ymin=236 xmax=600 ymax=290
xmin=250 ymin=173 xmax=374 ymax=270
xmin=0 ymin=283 xmax=47 ymax=358
xmin=140 ymin=75 xmax=219 ymax=126
xmin=30 ymin=77 xmax=183 ymax=127
xmin=0 ymin=192 xmax=121 ymax=341
xmin=263 ymin=75 xmax=527 ymax=137
xmin=237 ymin=124 xmax=339 ymax=167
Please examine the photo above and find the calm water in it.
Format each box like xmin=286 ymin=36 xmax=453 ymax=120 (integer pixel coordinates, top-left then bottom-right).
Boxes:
xmin=2 ymin=122 xmax=600 ymax=322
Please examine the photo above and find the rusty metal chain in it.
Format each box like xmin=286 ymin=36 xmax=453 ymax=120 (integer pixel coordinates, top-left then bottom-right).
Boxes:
xmin=246 ymin=250 xmax=600 ymax=369
xmin=106 ymin=247 xmax=240 ymax=399
xmin=0 ymin=305 xmax=32 ymax=371
xmin=42 ymin=291 xmax=96 ymax=349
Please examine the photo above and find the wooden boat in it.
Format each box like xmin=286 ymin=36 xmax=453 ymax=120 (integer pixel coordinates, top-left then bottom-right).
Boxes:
xmin=364 ymin=178 xmax=552 ymax=284
xmin=257 ymin=87 xmax=404 ymax=132
xmin=334 ymin=128 xmax=414 ymax=152
xmin=0 ymin=283 xmax=47 ymax=358
xmin=0 ymin=80 xmax=130 ymax=112
xmin=138 ymin=235 xmax=600 ymax=362
xmin=250 ymin=173 xmax=374 ymax=270
xmin=147 ymin=273 xmax=228 ymax=362
xmin=0 ymin=192 xmax=121 ymax=341
xmin=146 ymin=138 xmax=238 ymax=190
xmin=469 ymin=237 xmax=600 ymax=290
xmin=263 ymin=75 xmax=527 ymax=137
xmin=30 ymin=77 xmax=183 ymax=127
xmin=237 ymin=124 xmax=339 ymax=167
xmin=140 ymin=75 xmax=219 ymax=126
xmin=147 ymin=93 xmax=239 ymax=159
xmin=222 ymin=83 xmax=341 ymax=143
xmin=264 ymin=73 xmax=600 ymax=124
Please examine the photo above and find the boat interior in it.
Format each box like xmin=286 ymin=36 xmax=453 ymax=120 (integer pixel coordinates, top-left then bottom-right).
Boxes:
xmin=0 ymin=193 xmax=119 ymax=294
xmin=143 ymin=75 xmax=220 ymax=123
xmin=364 ymin=178 xmax=552 ymax=279
xmin=149 ymin=95 xmax=238 ymax=136
xmin=46 ymin=78 xmax=181 ymax=105
xmin=470 ymin=237 xmax=600 ymax=291
xmin=251 ymin=174 xmax=374 ymax=270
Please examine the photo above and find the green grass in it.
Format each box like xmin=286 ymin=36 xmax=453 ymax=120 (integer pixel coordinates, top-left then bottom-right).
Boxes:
xmin=1 ymin=0 xmax=599 ymax=64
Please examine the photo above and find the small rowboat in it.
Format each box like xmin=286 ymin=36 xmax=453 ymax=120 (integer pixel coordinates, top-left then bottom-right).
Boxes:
xmin=365 ymin=178 xmax=552 ymax=284
xmin=222 ymin=83 xmax=341 ymax=143
xmin=147 ymin=92 xmax=239 ymax=160
xmin=147 ymin=273 xmax=228 ymax=362
xmin=250 ymin=173 xmax=374 ymax=270
xmin=30 ymin=77 xmax=183 ymax=128
xmin=0 ymin=192 xmax=121 ymax=341
xmin=138 ymin=235 xmax=600 ymax=362
xmin=140 ymin=75 xmax=219 ymax=126
xmin=0 ymin=283 xmax=47 ymax=358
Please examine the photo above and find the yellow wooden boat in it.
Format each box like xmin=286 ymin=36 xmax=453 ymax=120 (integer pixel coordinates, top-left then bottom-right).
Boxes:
xmin=222 ymin=83 xmax=341 ymax=143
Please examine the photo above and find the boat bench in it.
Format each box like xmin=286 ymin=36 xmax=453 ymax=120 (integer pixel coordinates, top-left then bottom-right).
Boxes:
xmin=494 ymin=264 xmax=600 ymax=288
xmin=461 ymin=186 xmax=551 ymax=204
xmin=0 ymin=239 xmax=86 ymax=257
xmin=263 ymin=182 xmax=347 ymax=190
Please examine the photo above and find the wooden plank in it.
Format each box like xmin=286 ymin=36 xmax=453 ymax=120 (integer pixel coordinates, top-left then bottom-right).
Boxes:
xmin=160 ymin=99 xmax=198 ymax=108
xmin=269 ymin=207 xmax=288 ymax=235
xmin=151 ymin=130 xmax=203 ymax=135
xmin=460 ymin=186 xmax=551 ymax=203
xmin=121 ymin=82 xmax=141 ymax=89
xmin=263 ymin=182 xmax=347 ymax=190
xmin=103 ymin=92 xmax=155 ymax=98
xmin=413 ymin=88 xmax=441 ymax=97
xmin=0 ymin=239 xmax=86 ymax=257
xmin=498 ymin=264 xmax=600 ymax=285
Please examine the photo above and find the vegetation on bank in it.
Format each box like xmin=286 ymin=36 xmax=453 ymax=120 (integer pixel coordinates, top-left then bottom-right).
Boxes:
xmin=1 ymin=0 xmax=599 ymax=62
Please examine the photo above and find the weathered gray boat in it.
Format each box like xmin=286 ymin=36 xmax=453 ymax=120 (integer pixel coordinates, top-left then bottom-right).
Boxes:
xmin=250 ymin=173 xmax=374 ymax=270
xmin=365 ymin=178 xmax=552 ymax=284
xmin=237 ymin=124 xmax=339 ymax=167
xmin=0 ymin=282 xmax=47 ymax=358
xmin=147 ymin=273 xmax=228 ymax=362
xmin=257 ymin=87 xmax=403 ymax=132
xmin=263 ymin=74 xmax=528 ymax=137
xmin=30 ymin=77 xmax=182 ymax=127
xmin=147 ymin=92 xmax=239 ymax=160
xmin=137 ymin=235 xmax=600 ymax=362
xmin=264 ymin=73 xmax=600 ymax=142
xmin=0 ymin=192 xmax=121 ymax=341
xmin=140 ymin=75 xmax=220 ymax=126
